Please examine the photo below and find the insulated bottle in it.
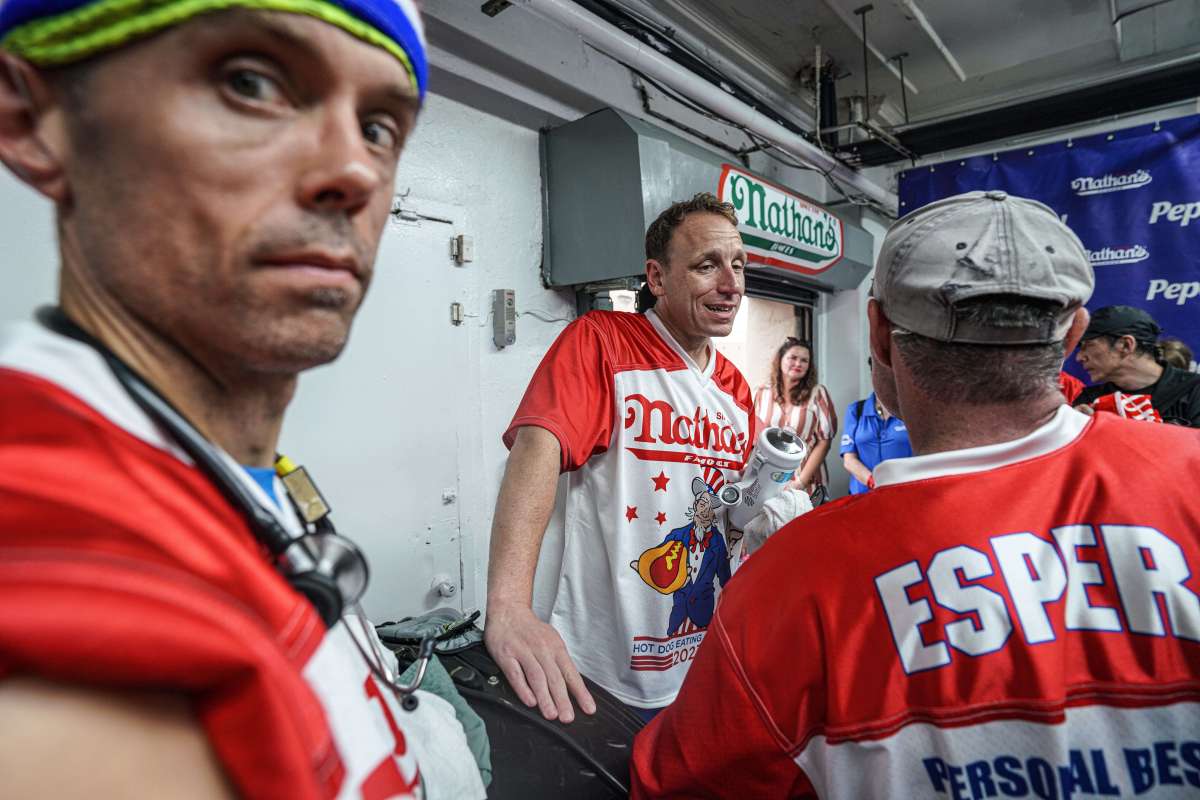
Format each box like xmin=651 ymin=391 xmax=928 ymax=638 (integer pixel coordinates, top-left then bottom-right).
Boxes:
xmin=718 ymin=426 xmax=807 ymax=529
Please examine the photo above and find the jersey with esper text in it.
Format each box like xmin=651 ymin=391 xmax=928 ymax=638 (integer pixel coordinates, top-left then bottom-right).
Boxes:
xmin=632 ymin=406 xmax=1200 ymax=798
xmin=504 ymin=309 xmax=755 ymax=707
xmin=0 ymin=321 xmax=485 ymax=800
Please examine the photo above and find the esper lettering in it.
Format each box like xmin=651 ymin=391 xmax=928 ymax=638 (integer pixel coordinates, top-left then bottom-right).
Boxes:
xmin=876 ymin=525 xmax=1200 ymax=675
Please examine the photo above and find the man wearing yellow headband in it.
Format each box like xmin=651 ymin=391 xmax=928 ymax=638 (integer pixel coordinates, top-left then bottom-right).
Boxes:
xmin=0 ymin=2 xmax=485 ymax=798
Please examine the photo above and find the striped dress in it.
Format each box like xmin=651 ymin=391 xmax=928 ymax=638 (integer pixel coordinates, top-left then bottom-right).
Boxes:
xmin=752 ymin=383 xmax=838 ymax=492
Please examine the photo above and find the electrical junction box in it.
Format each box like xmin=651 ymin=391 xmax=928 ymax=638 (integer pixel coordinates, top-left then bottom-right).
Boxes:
xmin=492 ymin=289 xmax=516 ymax=348
xmin=451 ymin=234 xmax=474 ymax=265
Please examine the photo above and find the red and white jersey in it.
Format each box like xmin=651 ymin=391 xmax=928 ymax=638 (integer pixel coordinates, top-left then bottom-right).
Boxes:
xmin=1091 ymin=391 xmax=1163 ymax=422
xmin=631 ymin=406 xmax=1200 ymax=798
xmin=504 ymin=309 xmax=755 ymax=707
xmin=0 ymin=321 xmax=484 ymax=800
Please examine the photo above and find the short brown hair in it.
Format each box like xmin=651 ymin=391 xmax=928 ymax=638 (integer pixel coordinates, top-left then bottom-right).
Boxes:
xmin=644 ymin=193 xmax=738 ymax=265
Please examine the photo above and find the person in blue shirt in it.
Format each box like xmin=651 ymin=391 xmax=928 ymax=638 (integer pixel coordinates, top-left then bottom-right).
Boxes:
xmin=840 ymin=391 xmax=912 ymax=494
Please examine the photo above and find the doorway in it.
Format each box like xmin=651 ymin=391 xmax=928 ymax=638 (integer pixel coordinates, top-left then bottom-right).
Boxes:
xmin=715 ymin=297 xmax=814 ymax=396
xmin=279 ymin=198 xmax=469 ymax=621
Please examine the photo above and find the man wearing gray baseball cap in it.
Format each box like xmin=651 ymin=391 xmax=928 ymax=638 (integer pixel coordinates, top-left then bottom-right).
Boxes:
xmin=631 ymin=191 xmax=1200 ymax=799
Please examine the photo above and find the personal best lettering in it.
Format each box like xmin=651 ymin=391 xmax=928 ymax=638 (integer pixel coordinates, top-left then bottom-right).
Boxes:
xmin=925 ymin=740 xmax=1200 ymax=800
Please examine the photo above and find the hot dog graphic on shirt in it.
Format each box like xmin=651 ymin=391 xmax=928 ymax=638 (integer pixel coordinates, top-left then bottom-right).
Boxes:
xmin=632 ymin=476 xmax=731 ymax=635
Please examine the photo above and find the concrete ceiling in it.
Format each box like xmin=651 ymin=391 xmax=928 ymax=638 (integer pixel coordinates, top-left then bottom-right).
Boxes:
xmin=632 ymin=0 xmax=1200 ymax=128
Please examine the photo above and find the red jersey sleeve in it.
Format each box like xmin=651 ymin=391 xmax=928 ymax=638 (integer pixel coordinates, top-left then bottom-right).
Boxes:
xmin=629 ymin=605 xmax=816 ymax=798
xmin=502 ymin=315 xmax=615 ymax=472
xmin=0 ymin=554 xmax=340 ymax=800
xmin=1058 ymin=371 xmax=1085 ymax=404
xmin=0 ymin=370 xmax=342 ymax=799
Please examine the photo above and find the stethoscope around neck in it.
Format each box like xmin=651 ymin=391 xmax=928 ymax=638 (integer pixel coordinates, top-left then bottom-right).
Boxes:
xmin=37 ymin=306 xmax=434 ymax=711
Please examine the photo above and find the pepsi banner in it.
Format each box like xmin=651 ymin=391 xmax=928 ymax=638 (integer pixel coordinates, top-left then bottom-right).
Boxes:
xmin=898 ymin=114 xmax=1200 ymax=375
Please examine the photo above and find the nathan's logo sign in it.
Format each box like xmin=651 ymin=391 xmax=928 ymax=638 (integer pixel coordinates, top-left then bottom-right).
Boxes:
xmin=623 ymin=393 xmax=747 ymax=470
xmin=1070 ymin=169 xmax=1152 ymax=196
xmin=1086 ymin=245 xmax=1150 ymax=266
xmin=717 ymin=164 xmax=844 ymax=274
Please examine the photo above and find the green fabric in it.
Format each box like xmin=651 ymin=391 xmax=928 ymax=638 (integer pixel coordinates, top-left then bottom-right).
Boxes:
xmin=399 ymin=654 xmax=492 ymax=787
xmin=0 ymin=0 xmax=417 ymax=94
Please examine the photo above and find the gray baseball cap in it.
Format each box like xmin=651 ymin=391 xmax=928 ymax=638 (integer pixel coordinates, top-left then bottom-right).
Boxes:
xmin=872 ymin=191 xmax=1094 ymax=344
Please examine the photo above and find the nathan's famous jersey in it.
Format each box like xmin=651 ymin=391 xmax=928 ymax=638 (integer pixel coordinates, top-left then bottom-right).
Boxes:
xmin=504 ymin=309 xmax=755 ymax=707
xmin=632 ymin=406 xmax=1200 ymax=798
xmin=0 ymin=322 xmax=485 ymax=800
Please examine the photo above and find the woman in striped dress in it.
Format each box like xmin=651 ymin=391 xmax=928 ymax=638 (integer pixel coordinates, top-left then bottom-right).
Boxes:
xmin=752 ymin=338 xmax=838 ymax=502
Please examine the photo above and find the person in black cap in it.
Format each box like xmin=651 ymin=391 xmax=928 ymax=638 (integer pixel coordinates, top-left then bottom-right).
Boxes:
xmin=1074 ymin=305 xmax=1200 ymax=427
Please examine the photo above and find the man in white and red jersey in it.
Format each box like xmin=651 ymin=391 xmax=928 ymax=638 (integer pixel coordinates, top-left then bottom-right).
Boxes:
xmin=485 ymin=193 xmax=782 ymax=724
xmin=0 ymin=2 xmax=485 ymax=798
xmin=632 ymin=190 xmax=1200 ymax=798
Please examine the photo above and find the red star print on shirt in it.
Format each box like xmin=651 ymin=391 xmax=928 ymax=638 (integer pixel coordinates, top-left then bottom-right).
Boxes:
xmin=625 ymin=506 xmax=638 ymax=522
xmin=655 ymin=512 xmax=667 ymax=526
xmin=651 ymin=471 xmax=670 ymax=492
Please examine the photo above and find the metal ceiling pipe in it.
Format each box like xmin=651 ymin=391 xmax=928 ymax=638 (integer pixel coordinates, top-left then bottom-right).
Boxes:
xmin=896 ymin=0 xmax=966 ymax=82
xmin=512 ymin=0 xmax=898 ymax=214
xmin=821 ymin=0 xmax=918 ymax=96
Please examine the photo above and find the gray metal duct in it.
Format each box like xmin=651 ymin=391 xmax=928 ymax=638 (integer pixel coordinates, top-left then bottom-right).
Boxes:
xmin=541 ymin=108 xmax=874 ymax=294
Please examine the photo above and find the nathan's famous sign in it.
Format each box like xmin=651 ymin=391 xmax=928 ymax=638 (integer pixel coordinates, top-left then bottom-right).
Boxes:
xmin=717 ymin=164 xmax=844 ymax=274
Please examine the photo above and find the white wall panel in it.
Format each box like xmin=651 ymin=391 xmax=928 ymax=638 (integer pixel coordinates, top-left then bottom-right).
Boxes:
xmin=0 ymin=175 xmax=56 ymax=319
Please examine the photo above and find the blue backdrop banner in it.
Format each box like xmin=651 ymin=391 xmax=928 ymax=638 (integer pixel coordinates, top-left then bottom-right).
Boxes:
xmin=898 ymin=114 xmax=1200 ymax=376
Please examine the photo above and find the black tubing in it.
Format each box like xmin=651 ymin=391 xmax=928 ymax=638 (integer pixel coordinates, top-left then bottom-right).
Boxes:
xmin=454 ymin=685 xmax=630 ymax=796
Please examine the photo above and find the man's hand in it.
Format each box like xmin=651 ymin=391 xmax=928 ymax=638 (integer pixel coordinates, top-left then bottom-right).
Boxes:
xmin=484 ymin=602 xmax=596 ymax=723
xmin=726 ymin=526 xmax=745 ymax=548
xmin=741 ymin=487 xmax=812 ymax=554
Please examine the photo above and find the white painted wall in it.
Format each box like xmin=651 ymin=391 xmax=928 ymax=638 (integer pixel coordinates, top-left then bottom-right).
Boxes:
xmin=0 ymin=174 xmax=57 ymax=317
xmin=282 ymin=93 xmax=575 ymax=619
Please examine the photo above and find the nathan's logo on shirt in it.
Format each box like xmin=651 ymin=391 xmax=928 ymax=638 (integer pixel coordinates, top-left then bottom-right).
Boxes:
xmin=717 ymin=163 xmax=843 ymax=274
xmin=1085 ymin=244 xmax=1149 ymax=266
xmin=1070 ymin=169 xmax=1151 ymax=196
xmin=623 ymin=393 xmax=747 ymax=470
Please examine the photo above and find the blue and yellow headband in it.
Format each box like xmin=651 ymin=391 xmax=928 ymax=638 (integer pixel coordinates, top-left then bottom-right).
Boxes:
xmin=0 ymin=0 xmax=428 ymax=100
